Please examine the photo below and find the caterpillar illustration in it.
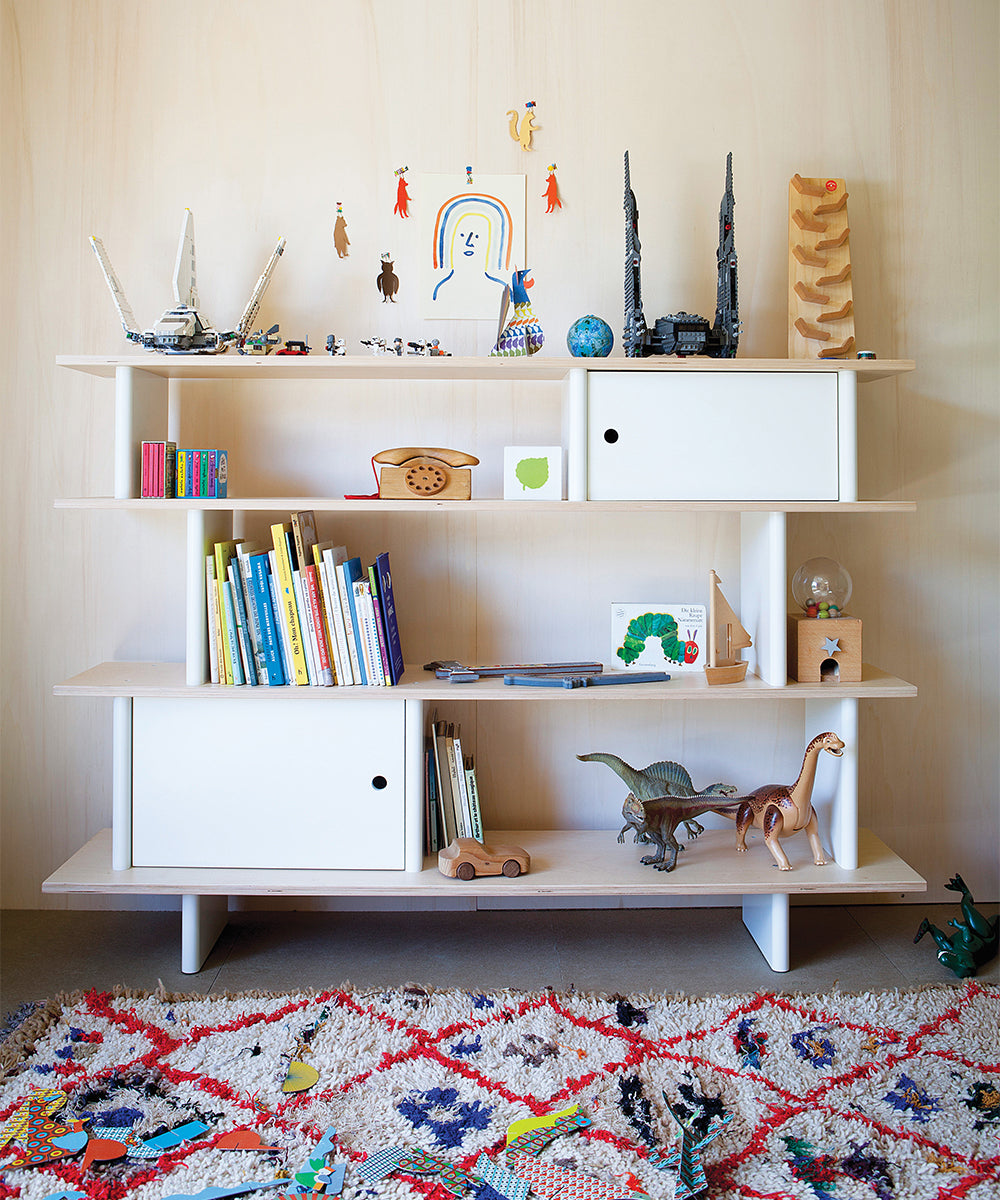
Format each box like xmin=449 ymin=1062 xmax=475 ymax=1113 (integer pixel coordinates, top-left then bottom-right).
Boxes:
xmin=617 ymin=612 xmax=699 ymax=666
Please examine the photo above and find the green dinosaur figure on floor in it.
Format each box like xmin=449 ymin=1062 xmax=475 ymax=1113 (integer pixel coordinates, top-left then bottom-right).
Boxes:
xmin=914 ymin=874 xmax=999 ymax=977
xmin=577 ymin=753 xmax=739 ymax=872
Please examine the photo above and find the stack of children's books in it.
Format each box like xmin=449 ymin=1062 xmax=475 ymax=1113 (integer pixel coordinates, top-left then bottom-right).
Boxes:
xmin=424 ymin=718 xmax=484 ymax=852
xmin=206 ymin=509 xmax=404 ymax=687
xmin=142 ymin=442 xmax=228 ymax=498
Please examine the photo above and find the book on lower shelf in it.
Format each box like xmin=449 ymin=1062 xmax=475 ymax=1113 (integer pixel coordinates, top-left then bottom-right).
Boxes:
xmin=203 ymin=512 xmax=405 ymax=688
xmin=427 ymin=719 xmax=484 ymax=846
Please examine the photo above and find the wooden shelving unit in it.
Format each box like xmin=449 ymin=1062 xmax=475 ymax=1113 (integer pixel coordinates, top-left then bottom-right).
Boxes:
xmin=47 ymin=354 xmax=923 ymax=974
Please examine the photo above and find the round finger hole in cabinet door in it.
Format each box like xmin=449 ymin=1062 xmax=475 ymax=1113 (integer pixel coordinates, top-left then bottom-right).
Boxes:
xmin=603 ymin=428 xmax=619 ymax=443
xmin=372 ymin=775 xmax=388 ymax=790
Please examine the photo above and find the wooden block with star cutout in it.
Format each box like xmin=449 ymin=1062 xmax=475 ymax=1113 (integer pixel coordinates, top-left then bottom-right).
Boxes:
xmin=788 ymin=612 xmax=862 ymax=682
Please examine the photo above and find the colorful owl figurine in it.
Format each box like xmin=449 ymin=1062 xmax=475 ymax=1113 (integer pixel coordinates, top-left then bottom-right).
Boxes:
xmin=490 ymin=269 xmax=544 ymax=357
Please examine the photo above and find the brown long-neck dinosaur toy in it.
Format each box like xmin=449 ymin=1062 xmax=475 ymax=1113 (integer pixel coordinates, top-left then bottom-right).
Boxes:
xmin=713 ymin=731 xmax=844 ymax=870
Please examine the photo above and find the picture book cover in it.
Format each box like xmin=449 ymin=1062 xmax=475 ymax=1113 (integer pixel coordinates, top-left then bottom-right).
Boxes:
xmin=611 ymin=602 xmax=706 ymax=671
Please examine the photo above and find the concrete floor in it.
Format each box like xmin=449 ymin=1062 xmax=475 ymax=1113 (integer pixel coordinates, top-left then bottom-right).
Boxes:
xmin=2 ymin=903 xmax=996 ymax=1019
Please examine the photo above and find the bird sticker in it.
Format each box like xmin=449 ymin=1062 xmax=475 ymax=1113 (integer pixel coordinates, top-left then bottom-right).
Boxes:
xmin=377 ymin=253 xmax=399 ymax=302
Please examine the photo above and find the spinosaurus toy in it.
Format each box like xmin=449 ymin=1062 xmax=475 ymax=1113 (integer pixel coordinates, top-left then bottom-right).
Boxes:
xmin=577 ymin=753 xmax=738 ymax=872
xmin=914 ymin=874 xmax=999 ymax=977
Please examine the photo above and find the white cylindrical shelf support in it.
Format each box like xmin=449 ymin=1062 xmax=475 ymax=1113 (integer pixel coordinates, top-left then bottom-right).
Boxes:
xmin=837 ymin=369 xmax=858 ymax=502
xmin=404 ymin=699 xmax=426 ymax=872
xmin=565 ymin=367 xmax=588 ymax=501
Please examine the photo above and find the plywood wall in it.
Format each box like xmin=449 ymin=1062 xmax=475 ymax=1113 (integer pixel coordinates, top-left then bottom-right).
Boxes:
xmin=2 ymin=0 xmax=996 ymax=909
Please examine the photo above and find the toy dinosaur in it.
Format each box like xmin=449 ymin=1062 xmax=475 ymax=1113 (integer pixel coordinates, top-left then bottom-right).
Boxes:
xmin=914 ymin=874 xmax=999 ymax=977
xmin=714 ymin=731 xmax=844 ymax=870
xmin=577 ymin=753 xmax=738 ymax=871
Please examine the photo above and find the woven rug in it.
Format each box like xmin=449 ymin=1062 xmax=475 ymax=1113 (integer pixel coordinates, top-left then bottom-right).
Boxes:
xmin=0 ymin=981 xmax=997 ymax=1200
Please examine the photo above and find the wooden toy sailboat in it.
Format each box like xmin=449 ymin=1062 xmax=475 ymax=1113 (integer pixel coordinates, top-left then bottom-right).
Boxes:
xmin=705 ymin=569 xmax=752 ymax=685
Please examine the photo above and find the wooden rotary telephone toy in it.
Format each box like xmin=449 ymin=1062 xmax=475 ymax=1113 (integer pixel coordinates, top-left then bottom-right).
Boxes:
xmin=373 ymin=447 xmax=479 ymax=500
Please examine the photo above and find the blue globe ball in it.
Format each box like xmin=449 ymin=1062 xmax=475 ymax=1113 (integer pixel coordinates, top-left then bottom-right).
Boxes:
xmin=567 ymin=314 xmax=614 ymax=357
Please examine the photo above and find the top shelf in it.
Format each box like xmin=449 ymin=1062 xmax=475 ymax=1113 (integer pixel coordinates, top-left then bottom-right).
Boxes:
xmin=57 ymin=354 xmax=916 ymax=385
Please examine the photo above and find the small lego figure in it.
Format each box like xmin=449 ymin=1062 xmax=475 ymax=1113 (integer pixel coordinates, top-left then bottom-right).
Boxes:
xmin=325 ymin=334 xmax=346 ymax=356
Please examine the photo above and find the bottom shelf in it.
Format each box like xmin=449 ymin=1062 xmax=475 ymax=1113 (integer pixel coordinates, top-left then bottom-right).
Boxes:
xmin=43 ymin=827 xmax=925 ymax=898
xmin=43 ymin=829 xmax=925 ymax=975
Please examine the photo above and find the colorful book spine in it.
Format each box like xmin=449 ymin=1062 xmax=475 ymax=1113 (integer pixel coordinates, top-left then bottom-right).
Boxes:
xmin=213 ymin=539 xmax=242 ymax=685
xmin=353 ymin=579 xmax=384 ymax=685
xmin=270 ymin=522 xmax=309 ymax=685
xmin=374 ymin=551 xmax=405 ymax=684
xmin=452 ymin=728 xmax=474 ymax=838
xmin=227 ymin=561 xmax=257 ymax=686
xmin=445 ymin=729 xmax=468 ymax=836
xmin=268 ymin=550 xmax=294 ymax=684
xmin=213 ymin=449 xmax=228 ymax=498
xmin=199 ymin=450 xmax=209 ymax=498
xmin=464 ymin=757 xmax=484 ymax=841
xmin=205 ymin=555 xmax=220 ymax=684
xmin=163 ymin=442 xmax=176 ymax=498
xmin=292 ymin=569 xmax=316 ymax=684
xmin=340 ymin=558 xmax=368 ymax=684
xmin=315 ymin=550 xmax=345 ymax=685
xmin=367 ymin=564 xmax=392 ymax=683
xmin=432 ymin=719 xmax=457 ymax=846
xmin=235 ymin=544 xmax=265 ymax=683
xmin=220 ymin=578 xmax=245 ymax=685
xmin=249 ymin=552 xmax=285 ymax=685
xmin=302 ymin=563 xmax=334 ymax=685
xmin=176 ymin=449 xmax=188 ymax=499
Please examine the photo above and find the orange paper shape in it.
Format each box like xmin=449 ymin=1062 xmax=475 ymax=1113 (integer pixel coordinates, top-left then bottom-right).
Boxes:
xmin=216 ymin=1128 xmax=282 ymax=1152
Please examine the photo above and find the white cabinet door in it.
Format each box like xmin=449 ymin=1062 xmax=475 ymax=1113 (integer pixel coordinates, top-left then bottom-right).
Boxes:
xmin=587 ymin=371 xmax=839 ymax=500
xmin=131 ymin=698 xmax=406 ymax=869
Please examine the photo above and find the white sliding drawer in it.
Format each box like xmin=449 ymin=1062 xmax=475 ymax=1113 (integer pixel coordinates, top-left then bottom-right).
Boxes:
xmin=131 ymin=698 xmax=406 ymax=869
xmin=587 ymin=371 xmax=839 ymax=500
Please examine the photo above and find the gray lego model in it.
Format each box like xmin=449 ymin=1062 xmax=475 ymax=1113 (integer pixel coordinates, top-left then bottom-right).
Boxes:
xmin=624 ymin=152 xmax=740 ymax=358
xmin=90 ymin=210 xmax=284 ymax=353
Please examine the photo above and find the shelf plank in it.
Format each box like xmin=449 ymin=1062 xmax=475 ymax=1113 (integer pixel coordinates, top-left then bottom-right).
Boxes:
xmin=54 ymin=497 xmax=918 ymax=513
xmin=42 ymin=828 xmax=926 ymax=898
xmin=53 ymin=661 xmax=918 ymax=700
xmin=57 ymin=354 xmax=915 ymax=384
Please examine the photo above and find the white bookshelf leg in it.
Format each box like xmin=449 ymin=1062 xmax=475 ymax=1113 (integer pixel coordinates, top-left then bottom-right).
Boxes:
xmin=112 ymin=697 xmax=132 ymax=870
xmin=565 ymin=367 xmax=587 ymax=501
xmin=404 ymin=699 xmax=425 ymax=872
xmin=181 ymin=894 xmax=229 ymax=974
xmin=114 ymin=366 xmax=169 ymax=499
xmin=805 ymin=697 xmax=859 ymax=868
xmin=742 ymin=892 xmax=790 ymax=972
xmin=740 ymin=511 xmax=786 ymax=685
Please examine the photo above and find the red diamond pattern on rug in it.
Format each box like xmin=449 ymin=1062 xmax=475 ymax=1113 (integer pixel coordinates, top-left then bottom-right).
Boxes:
xmin=0 ymin=982 xmax=997 ymax=1199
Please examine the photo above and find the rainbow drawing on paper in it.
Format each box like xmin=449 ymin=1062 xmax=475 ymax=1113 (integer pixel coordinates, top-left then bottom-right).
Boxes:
xmin=418 ymin=174 xmax=525 ymax=319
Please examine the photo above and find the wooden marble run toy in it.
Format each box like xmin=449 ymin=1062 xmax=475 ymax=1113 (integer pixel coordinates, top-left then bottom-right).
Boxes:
xmin=788 ymin=175 xmax=856 ymax=358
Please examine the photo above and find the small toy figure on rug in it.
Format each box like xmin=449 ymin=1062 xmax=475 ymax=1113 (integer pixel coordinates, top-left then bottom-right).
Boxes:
xmin=490 ymin=268 xmax=543 ymax=357
xmin=914 ymin=874 xmax=999 ymax=977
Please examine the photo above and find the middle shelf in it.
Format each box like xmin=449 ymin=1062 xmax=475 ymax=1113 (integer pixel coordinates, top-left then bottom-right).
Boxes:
xmin=55 ymin=660 xmax=918 ymax=700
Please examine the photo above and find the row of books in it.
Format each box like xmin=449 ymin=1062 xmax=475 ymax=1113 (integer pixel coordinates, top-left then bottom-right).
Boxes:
xmin=141 ymin=441 xmax=228 ymax=498
xmin=425 ymin=719 xmax=483 ymax=852
xmin=206 ymin=509 xmax=404 ymax=687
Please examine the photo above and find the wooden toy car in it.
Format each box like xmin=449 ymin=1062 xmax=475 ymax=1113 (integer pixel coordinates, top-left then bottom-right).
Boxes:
xmin=438 ymin=837 xmax=529 ymax=880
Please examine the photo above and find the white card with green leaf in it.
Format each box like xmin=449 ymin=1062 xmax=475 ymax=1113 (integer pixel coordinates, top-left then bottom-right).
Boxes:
xmin=504 ymin=446 xmax=563 ymax=500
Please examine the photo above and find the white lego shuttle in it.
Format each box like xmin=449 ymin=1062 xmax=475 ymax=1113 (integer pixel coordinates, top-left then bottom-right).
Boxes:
xmin=90 ymin=210 xmax=284 ymax=353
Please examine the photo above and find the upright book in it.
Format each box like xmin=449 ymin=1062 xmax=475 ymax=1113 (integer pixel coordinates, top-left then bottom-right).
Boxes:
xmin=374 ymin=551 xmax=405 ymax=683
xmin=270 ymin=522 xmax=309 ymax=685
